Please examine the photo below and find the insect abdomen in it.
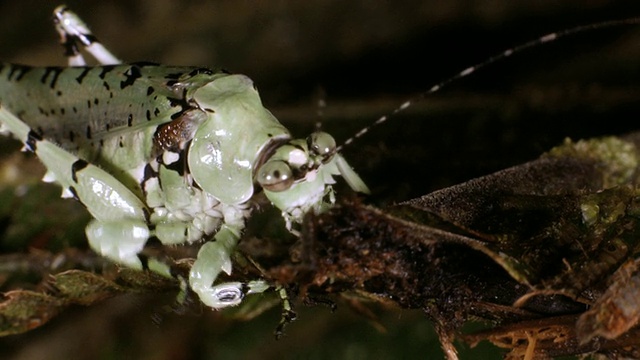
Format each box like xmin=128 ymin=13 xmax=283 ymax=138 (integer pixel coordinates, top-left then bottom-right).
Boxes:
xmin=1 ymin=63 xmax=180 ymax=144
xmin=0 ymin=62 xmax=220 ymax=194
xmin=2 ymin=63 xmax=214 ymax=152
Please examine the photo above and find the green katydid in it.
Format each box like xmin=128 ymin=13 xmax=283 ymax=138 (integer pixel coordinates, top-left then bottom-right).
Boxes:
xmin=0 ymin=5 xmax=368 ymax=310
xmin=0 ymin=5 xmax=638 ymax=318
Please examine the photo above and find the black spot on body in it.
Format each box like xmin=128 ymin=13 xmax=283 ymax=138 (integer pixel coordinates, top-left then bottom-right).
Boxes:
xmin=103 ymin=81 xmax=110 ymax=91
xmin=84 ymin=34 xmax=99 ymax=45
xmin=5 ymin=65 xmax=16 ymax=78
xmin=40 ymin=67 xmax=63 ymax=89
xmin=69 ymin=131 xmax=75 ymax=142
xmin=163 ymin=153 xmax=187 ymax=177
xmin=94 ymin=98 xmax=99 ymax=105
xmin=170 ymin=111 xmax=184 ymax=120
xmin=188 ymin=68 xmax=214 ymax=77
xmin=147 ymin=86 xmax=154 ymax=96
xmin=99 ymin=66 xmax=115 ymax=80
xmin=8 ymin=65 xmax=19 ymax=80
xmin=128 ymin=114 xmax=133 ymax=127
xmin=76 ymin=67 xmax=91 ymax=84
xmin=137 ymin=254 xmax=150 ymax=270
xmin=142 ymin=208 xmax=151 ymax=222
xmin=68 ymin=186 xmax=79 ymax=200
xmin=145 ymin=236 xmax=162 ymax=247
xmin=146 ymin=109 xmax=151 ymax=121
xmin=86 ymin=126 xmax=92 ymax=139
xmin=8 ymin=65 xmax=30 ymax=81
xmin=61 ymin=36 xmax=80 ymax=57
xmin=26 ymin=130 xmax=42 ymax=152
xmin=120 ymin=65 xmax=142 ymax=89
xmin=15 ymin=67 xmax=30 ymax=81
xmin=167 ymin=91 xmax=192 ymax=120
xmin=71 ymin=159 xmax=89 ymax=183
xmin=143 ymin=163 xmax=158 ymax=181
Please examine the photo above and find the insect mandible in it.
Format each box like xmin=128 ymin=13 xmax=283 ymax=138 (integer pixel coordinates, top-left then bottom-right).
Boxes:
xmin=0 ymin=5 xmax=369 ymax=310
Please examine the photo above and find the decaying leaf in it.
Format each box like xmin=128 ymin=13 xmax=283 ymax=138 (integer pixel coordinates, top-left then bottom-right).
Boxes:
xmin=0 ymin=291 xmax=63 ymax=337
xmin=576 ymin=258 xmax=640 ymax=344
xmin=0 ymin=253 xmax=181 ymax=336
xmin=258 ymin=132 xmax=640 ymax=358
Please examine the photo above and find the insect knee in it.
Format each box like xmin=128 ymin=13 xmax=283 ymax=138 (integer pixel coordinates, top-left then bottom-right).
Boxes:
xmin=85 ymin=219 xmax=150 ymax=269
xmin=154 ymin=222 xmax=190 ymax=245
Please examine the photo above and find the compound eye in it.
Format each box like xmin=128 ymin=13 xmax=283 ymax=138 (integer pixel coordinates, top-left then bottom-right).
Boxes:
xmin=257 ymin=160 xmax=294 ymax=192
xmin=308 ymin=132 xmax=336 ymax=159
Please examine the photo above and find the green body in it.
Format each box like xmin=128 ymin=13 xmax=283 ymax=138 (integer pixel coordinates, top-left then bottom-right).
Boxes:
xmin=0 ymin=60 xmax=368 ymax=308
xmin=0 ymin=63 xmax=289 ymax=200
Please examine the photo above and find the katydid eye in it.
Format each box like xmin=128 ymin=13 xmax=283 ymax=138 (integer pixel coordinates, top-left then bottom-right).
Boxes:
xmin=257 ymin=160 xmax=294 ymax=192
xmin=308 ymin=132 xmax=336 ymax=158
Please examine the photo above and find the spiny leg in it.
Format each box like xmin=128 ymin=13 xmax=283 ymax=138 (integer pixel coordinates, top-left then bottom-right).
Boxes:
xmin=0 ymin=105 xmax=183 ymax=297
xmin=0 ymin=103 xmax=154 ymax=265
xmin=0 ymin=103 xmax=203 ymax=302
xmin=146 ymin=162 xmax=270 ymax=309
xmin=53 ymin=5 xmax=121 ymax=66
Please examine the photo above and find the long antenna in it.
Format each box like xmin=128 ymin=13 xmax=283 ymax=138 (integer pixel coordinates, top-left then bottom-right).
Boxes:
xmin=336 ymin=17 xmax=640 ymax=152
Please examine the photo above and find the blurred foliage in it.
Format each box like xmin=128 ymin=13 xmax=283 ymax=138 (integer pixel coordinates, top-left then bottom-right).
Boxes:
xmin=293 ymin=134 xmax=640 ymax=358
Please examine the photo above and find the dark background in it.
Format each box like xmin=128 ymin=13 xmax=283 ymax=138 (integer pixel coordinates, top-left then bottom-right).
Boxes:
xmin=1 ymin=1 xmax=640 ymax=358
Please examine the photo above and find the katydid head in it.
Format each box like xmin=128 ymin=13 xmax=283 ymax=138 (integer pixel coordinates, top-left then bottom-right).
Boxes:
xmin=256 ymin=131 xmax=368 ymax=222
xmin=187 ymin=74 xmax=290 ymax=205
xmin=186 ymin=73 xmax=368 ymax=222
